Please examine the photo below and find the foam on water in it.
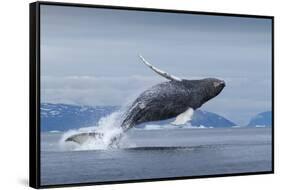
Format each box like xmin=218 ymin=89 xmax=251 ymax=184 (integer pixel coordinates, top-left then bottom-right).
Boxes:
xmin=60 ymin=110 xmax=135 ymax=151
xmin=142 ymin=123 xmax=212 ymax=130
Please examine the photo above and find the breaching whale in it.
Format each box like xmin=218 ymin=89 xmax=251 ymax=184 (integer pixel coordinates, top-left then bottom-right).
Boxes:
xmin=65 ymin=55 xmax=225 ymax=146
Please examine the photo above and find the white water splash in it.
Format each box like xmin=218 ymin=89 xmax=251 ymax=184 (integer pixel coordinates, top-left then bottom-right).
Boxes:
xmin=60 ymin=110 xmax=135 ymax=151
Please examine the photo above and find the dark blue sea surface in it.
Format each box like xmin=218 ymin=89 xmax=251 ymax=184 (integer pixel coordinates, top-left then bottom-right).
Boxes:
xmin=41 ymin=127 xmax=272 ymax=186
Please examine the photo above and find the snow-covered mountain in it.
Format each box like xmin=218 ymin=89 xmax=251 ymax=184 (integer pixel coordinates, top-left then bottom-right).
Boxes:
xmin=191 ymin=110 xmax=236 ymax=127
xmin=40 ymin=103 xmax=118 ymax=132
xmin=247 ymin=111 xmax=272 ymax=127
xmin=40 ymin=103 xmax=237 ymax=131
xmin=135 ymin=110 xmax=236 ymax=129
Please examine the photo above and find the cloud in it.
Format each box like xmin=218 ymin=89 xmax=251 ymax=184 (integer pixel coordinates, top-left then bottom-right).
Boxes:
xmin=41 ymin=75 xmax=162 ymax=106
xmin=40 ymin=5 xmax=272 ymax=126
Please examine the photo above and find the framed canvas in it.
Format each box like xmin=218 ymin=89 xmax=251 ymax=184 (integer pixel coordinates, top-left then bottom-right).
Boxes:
xmin=29 ymin=1 xmax=274 ymax=188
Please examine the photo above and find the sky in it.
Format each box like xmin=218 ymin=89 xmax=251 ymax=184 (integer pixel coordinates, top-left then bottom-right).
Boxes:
xmin=40 ymin=5 xmax=272 ymax=125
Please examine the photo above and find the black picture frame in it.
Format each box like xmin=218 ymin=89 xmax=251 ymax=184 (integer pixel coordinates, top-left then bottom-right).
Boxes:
xmin=29 ymin=1 xmax=274 ymax=189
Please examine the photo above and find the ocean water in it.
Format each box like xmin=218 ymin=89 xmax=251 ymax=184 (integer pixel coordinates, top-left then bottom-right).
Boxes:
xmin=41 ymin=127 xmax=272 ymax=186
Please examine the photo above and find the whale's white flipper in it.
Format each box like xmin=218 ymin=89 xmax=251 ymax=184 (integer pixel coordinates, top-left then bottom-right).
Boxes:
xmin=171 ymin=108 xmax=194 ymax=125
xmin=138 ymin=54 xmax=182 ymax=82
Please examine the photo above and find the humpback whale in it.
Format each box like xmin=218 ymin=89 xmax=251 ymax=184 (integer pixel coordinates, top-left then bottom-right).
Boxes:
xmin=65 ymin=55 xmax=225 ymax=146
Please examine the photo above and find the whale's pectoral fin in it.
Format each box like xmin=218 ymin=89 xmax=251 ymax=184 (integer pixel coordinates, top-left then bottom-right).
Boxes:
xmin=138 ymin=54 xmax=182 ymax=82
xmin=171 ymin=108 xmax=194 ymax=125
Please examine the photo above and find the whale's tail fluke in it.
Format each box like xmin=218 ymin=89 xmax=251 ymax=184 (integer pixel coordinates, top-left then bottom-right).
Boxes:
xmin=138 ymin=54 xmax=182 ymax=82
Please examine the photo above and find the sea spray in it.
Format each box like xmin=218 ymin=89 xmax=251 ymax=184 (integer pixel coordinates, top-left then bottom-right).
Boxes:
xmin=59 ymin=109 xmax=135 ymax=150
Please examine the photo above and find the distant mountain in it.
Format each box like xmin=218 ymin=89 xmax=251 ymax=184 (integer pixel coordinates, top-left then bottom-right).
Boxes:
xmin=40 ymin=103 xmax=118 ymax=132
xmin=191 ymin=110 xmax=236 ymax=127
xmin=136 ymin=110 xmax=236 ymax=128
xmin=41 ymin=103 xmax=237 ymax=132
xmin=247 ymin=111 xmax=272 ymax=127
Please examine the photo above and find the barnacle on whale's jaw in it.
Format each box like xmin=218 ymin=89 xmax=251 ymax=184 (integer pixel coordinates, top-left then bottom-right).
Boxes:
xmin=213 ymin=79 xmax=225 ymax=88
xmin=215 ymin=80 xmax=225 ymax=93
xmin=209 ymin=79 xmax=225 ymax=96
xmin=219 ymin=80 xmax=225 ymax=88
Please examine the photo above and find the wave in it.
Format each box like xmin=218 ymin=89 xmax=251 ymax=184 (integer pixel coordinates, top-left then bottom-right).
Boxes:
xmin=122 ymin=146 xmax=195 ymax=151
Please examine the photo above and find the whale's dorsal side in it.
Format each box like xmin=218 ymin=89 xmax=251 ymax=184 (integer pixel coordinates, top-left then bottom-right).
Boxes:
xmin=138 ymin=55 xmax=182 ymax=82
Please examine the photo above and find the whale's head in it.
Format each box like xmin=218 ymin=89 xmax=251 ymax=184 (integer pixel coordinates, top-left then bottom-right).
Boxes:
xmin=201 ymin=78 xmax=225 ymax=101
xmin=179 ymin=78 xmax=225 ymax=109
